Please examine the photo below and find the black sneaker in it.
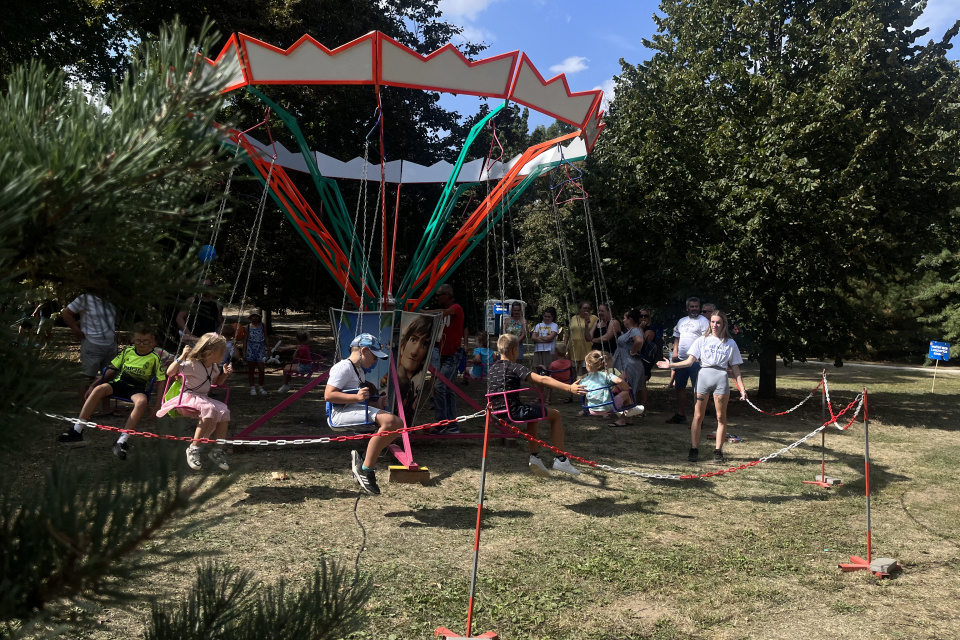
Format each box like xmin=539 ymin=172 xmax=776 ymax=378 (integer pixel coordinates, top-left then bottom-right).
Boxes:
xmin=687 ymin=447 xmax=699 ymax=462
xmin=713 ymin=449 xmax=725 ymax=465
xmin=432 ymin=424 xmax=460 ymax=435
xmin=112 ymin=441 xmax=129 ymax=460
xmin=351 ymin=450 xmax=381 ymax=495
xmin=58 ymin=428 xmax=83 ymax=444
xmin=666 ymin=414 xmax=687 ymax=425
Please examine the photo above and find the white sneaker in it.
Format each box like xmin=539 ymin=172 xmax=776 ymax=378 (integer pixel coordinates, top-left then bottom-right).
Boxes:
xmin=250 ymin=387 xmax=258 ymax=396
xmin=186 ymin=446 xmax=203 ymax=470
xmin=529 ymin=455 xmax=551 ymax=478
xmin=208 ymin=448 xmax=230 ymax=471
xmin=553 ymin=456 xmax=581 ymax=476
xmin=622 ymin=404 xmax=645 ymax=417
xmin=258 ymin=386 xmax=268 ymax=395
xmin=278 ymin=384 xmax=290 ymax=393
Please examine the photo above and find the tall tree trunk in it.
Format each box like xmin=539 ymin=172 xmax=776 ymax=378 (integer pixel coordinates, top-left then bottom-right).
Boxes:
xmin=758 ymin=340 xmax=777 ymax=398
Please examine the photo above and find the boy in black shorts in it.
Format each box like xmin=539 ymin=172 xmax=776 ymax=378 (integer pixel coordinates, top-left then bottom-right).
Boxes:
xmin=58 ymin=323 xmax=167 ymax=460
xmin=488 ymin=333 xmax=586 ymax=477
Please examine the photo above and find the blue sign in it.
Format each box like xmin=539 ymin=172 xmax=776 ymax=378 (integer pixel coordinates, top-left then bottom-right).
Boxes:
xmin=493 ymin=303 xmax=508 ymax=315
xmin=929 ymin=341 xmax=951 ymax=362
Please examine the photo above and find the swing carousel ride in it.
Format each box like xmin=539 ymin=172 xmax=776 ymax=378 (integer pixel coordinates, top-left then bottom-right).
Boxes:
xmin=197 ymin=31 xmax=607 ymax=474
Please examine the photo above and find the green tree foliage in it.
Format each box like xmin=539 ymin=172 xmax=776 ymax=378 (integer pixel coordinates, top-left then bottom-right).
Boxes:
xmin=593 ymin=0 xmax=960 ymax=396
xmin=0 ymin=0 xmax=128 ymax=85
xmin=0 ymin=22 xmax=368 ymax=638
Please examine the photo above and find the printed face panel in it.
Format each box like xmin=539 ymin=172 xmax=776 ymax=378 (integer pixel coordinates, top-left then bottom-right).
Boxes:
xmin=394 ymin=311 xmax=442 ymax=426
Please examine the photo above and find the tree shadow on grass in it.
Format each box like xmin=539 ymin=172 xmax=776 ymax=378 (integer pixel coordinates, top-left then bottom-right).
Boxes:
xmin=563 ymin=495 xmax=690 ymax=519
xmin=383 ymin=505 xmax=534 ymax=529
xmin=232 ymin=484 xmax=358 ymax=506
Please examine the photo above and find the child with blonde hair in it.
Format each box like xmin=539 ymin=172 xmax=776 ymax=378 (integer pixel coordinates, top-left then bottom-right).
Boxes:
xmin=487 ymin=333 xmax=586 ymax=477
xmin=158 ymin=332 xmax=233 ymax=471
xmin=578 ymin=350 xmax=641 ymax=427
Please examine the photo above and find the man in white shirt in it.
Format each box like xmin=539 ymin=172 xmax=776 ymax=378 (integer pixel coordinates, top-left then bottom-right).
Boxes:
xmin=61 ymin=293 xmax=117 ymax=409
xmin=665 ymin=297 xmax=709 ymax=425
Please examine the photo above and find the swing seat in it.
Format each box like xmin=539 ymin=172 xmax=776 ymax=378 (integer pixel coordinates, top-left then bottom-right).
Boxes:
xmin=98 ymin=367 xmax=157 ymax=406
xmin=160 ymin=373 xmax=231 ymax=419
xmin=326 ymin=389 xmax=379 ymax=434
xmin=581 ymin=384 xmax=635 ymax=414
xmin=541 ymin=364 xmax=574 ymax=383
xmin=291 ymin=357 xmax=326 ymax=379
xmin=484 ymin=387 xmax=546 ymax=424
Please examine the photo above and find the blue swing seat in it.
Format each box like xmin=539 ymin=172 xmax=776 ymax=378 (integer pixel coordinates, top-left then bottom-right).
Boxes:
xmin=581 ymin=383 xmax=636 ymax=413
xmin=326 ymin=388 xmax=379 ymax=433
xmin=98 ymin=367 xmax=156 ymax=411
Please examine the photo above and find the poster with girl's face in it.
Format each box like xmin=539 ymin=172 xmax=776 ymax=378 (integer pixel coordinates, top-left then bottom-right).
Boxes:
xmin=395 ymin=311 xmax=441 ymax=427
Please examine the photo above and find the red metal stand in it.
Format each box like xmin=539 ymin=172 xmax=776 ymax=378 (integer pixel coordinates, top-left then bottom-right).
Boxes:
xmin=838 ymin=389 xmax=893 ymax=577
xmin=435 ymin=407 xmax=498 ymax=640
xmin=804 ymin=371 xmax=839 ymax=489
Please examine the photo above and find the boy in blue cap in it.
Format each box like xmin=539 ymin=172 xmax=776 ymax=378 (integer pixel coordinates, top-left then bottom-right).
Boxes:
xmin=325 ymin=333 xmax=402 ymax=495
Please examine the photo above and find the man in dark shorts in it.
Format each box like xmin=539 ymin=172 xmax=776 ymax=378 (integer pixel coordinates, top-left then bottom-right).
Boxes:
xmin=488 ymin=333 xmax=586 ymax=477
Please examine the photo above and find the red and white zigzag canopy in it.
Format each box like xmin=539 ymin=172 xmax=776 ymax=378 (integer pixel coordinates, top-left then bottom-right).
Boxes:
xmin=202 ymin=31 xmax=606 ymax=152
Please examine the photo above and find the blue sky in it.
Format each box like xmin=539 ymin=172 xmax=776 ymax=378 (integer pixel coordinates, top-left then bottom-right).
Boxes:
xmin=436 ymin=0 xmax=960 ymax=130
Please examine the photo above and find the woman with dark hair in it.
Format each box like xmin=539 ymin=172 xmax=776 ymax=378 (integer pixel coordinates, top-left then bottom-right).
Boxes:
xmin=657 ymin=310 xmax=747 ymax=464
xmin=584 ymin=302 xmax=620 ymax=355
xmin=396 ymin=314 xmax=436 ymax=418
xmin=612 ymin=309 xmax=646 ymax=420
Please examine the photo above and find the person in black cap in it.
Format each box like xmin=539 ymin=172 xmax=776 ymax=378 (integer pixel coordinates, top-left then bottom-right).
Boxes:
xmin=325 ymin=333 xmax=403 ymax=496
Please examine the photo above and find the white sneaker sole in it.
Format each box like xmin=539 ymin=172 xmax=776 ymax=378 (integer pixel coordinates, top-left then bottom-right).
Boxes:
xmin=553 ymin=463 xmax=581 ymax=476
xmin=529 ymin=462 xmax=552 ymax=478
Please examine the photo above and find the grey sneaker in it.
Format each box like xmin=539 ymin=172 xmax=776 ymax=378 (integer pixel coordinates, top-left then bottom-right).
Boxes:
xmin=208 ymin=448 xmax=229 ymax=471
xmin=713 ymin=449 xmax=725 ymax=465
xmin=351 ymin=450 xmax=380 ymax=495
xmin=687 ymin=447 xmax=699 ymax=462
xmin=186 ymin=446 xmax=204 ymax=470
xmin=112 ymin=441 xmax=129 ymax=461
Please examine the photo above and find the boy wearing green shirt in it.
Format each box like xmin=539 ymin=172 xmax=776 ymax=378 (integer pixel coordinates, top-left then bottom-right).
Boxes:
xmin=59 ymin=323 xmax=166 ymax=460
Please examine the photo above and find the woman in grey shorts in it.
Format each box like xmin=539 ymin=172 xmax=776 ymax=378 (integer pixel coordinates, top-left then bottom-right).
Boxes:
xmin=657 ymin=311 xmax=746 ymax=464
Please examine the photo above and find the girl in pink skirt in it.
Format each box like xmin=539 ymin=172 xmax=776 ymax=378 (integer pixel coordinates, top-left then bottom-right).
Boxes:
xmin=158 ymin=333 xmax=233 ymax=471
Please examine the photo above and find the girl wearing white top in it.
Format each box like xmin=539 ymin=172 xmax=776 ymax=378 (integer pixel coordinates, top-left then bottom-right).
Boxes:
xmin=657 ymin=311 xmax=746 ymax=464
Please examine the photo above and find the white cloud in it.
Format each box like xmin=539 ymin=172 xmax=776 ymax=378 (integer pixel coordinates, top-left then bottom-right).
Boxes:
xmin=593 ymin=77 xmax=616 ymax=111
xmin=549 ymin=56 xmax=590 ymax=75
xmin=439 ymin=0 xmax=499 ymax=21
xmin=915 ymin=0 xmax=959 ymax=39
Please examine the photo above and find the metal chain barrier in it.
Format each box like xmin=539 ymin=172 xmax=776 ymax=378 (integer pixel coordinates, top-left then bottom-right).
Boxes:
xmin=492 ymin=393 xmax=863 ymax=482
xmin=34 ymin=409 xmax=486 ymax=447
xmin=38 ymin=383 xmax=865 ymax=483
xmin=743 ymin=377 xmax=824 ymax=416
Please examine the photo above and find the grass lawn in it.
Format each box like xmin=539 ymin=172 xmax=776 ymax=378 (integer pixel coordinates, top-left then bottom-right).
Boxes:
xmin=23 ymin=317 xmax=960 ymax=639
